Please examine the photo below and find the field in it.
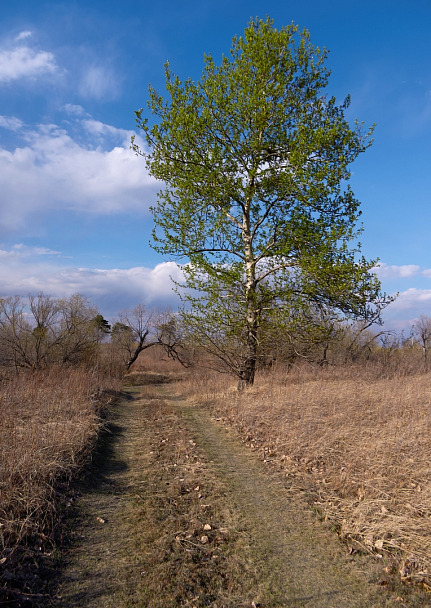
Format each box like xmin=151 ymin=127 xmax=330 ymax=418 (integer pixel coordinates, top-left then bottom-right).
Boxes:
xmin=179 ymin=357 xmax=431 ymax=590
xmin=2 ymin=346 xmax=431 ymax=603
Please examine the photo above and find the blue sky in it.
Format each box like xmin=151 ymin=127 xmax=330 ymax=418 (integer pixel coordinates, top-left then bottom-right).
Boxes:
xmin=1 ymin=0 xmax=431 ymax=328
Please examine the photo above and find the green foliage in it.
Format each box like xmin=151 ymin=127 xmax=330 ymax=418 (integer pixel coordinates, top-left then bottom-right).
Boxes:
xmin=93 ymin=314 xmax=111 ymax=336
xmin=134 ymin=17 xmax=392 ymax=386
xmin=111 ymin=322 xmax=133 ymax=341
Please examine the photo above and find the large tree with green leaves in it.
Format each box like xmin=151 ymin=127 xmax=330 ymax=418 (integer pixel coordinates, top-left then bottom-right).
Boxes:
xmin=134 ymin=17 xmax=391 ymax=388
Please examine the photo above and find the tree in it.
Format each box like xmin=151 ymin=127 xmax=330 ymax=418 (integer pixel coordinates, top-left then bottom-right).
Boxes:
xmin=112 ymin=305 xmax=191 ymax=370
xmin=0 ymin=293 xmax=107 ymax=370
xmin=0 ymin=295 xmax=37 ymax=368
xmin=134 ymin=17 xmax=392 ymax=388
xmin=56 ymin=294 xmax=106 ymax=365
xmin=111 ymin=305 xmax=157 ymax=369
xmin=93 ymin=314 xmax=112 ymax=340
xmin=411 ymin=315 xmax=431 ymax=371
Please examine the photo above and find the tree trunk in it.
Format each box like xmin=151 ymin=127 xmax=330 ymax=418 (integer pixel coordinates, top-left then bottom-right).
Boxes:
xmin=237 ymin=353 xmax=257 ymax=390
xmin=237 ymin=314 xmax=258 ymax=390
xmin=126 ymin=337 xmax=155 ymax=370
xmin=238 ymin=191 xmax=258 ymax=390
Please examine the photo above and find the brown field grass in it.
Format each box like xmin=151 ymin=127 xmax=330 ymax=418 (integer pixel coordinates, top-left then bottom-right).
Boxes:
xmin=0 ymin=366 xmax=121 ymax=560
xmin=4 ymin=341 xmax=430 ymax=600
xmin=178 ymin=360 xmax=431 ymax=589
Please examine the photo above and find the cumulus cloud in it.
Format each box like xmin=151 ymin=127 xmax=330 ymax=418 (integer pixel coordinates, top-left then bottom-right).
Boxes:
xmin=364 ymin=264 xmax=431 ymax=327
xmin=1 ymin=242 xmax=430 ymax=325
xmin=373 ymin=262 xmax=421 ymax=279
xmin=82 ymin=118 xmax=126 ymax=139
xmin=387 ymin=288 xmax=431 ymax=312
xmin=0 ymin=115 xmax=158 ymax=233
xmin=0 ymin=35 xmax=57 ymax=82
xmin=378 ymin=288 xmax=431 ymax=332
xmin=0 ymin=250 xmax=182 ymax=316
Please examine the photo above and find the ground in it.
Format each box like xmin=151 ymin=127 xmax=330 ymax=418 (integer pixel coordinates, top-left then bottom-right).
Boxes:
xmin=49 ymin=380 xmax=424 ymax=607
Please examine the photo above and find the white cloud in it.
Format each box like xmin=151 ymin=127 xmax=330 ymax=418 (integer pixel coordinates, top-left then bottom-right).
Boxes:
xmin=82 ymin=118 xmax=123 ymax=137
xmin=62 ymin=104 xmax=88 ymax=117
xmin=0 ymin=243 xmax=62 ymax=259
xmin=0 ymin=115 xmax=24 ymax=130
xmin=0 ymin=116 xmax=158 ymax=233
xmin=373 ymin=262 xmax=420 ymax=279
xmin=15 ymin=31 xmax=32 ymax=42
xmin=1 ymin=242 xmax=430 ymax=325
xmin=33 ymin=246 xmax=63 ymax=256
xmin=388 ymin=288 xmax=431 ymax=312
xmin=0 ymin=253 xmax=183 ymax=316
xmin=379 ymin=288 xmax=431 ymax=331
xmin=0 ymin=44 xmax=57 ymax=83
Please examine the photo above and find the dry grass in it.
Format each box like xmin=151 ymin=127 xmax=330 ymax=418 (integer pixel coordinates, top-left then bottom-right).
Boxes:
xmin=0 ymin=366 xmax=121 ymax=558
xmin=180 ymin=362 xmax=431 ymax=588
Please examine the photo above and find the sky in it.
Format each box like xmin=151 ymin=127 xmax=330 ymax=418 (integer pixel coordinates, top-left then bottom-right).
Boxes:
xmin=1 ymin=0 xmax=431 ymax=329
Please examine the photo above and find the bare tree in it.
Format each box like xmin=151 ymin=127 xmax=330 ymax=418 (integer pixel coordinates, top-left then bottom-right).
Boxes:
xmin=56 ymin=294 xmax=105 ymax=365
xmin=412 ymin=315 xmax=431 ymax=371
xmin=156 ymin=312 xmax=192 ymax=368
xmin=112 ymin=305 xmax=159 ymax=370
xmin=0 ymin=293 xmax=108 ymax=370
xmin=379 ymin=331 xmax=400 ymax=368
xmin=0 ymin=296 xmax=34 ymax=368
xmin=112 ymin=306 xmax=192 ymax=370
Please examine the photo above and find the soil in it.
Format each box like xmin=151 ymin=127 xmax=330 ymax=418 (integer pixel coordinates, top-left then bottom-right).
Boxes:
xmin=49 ymin=382 xmax=426 ymax=607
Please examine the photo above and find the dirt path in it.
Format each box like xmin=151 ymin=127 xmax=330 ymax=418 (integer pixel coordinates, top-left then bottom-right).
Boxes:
xmin=52 ymin=384 xmax=412 ymax=607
